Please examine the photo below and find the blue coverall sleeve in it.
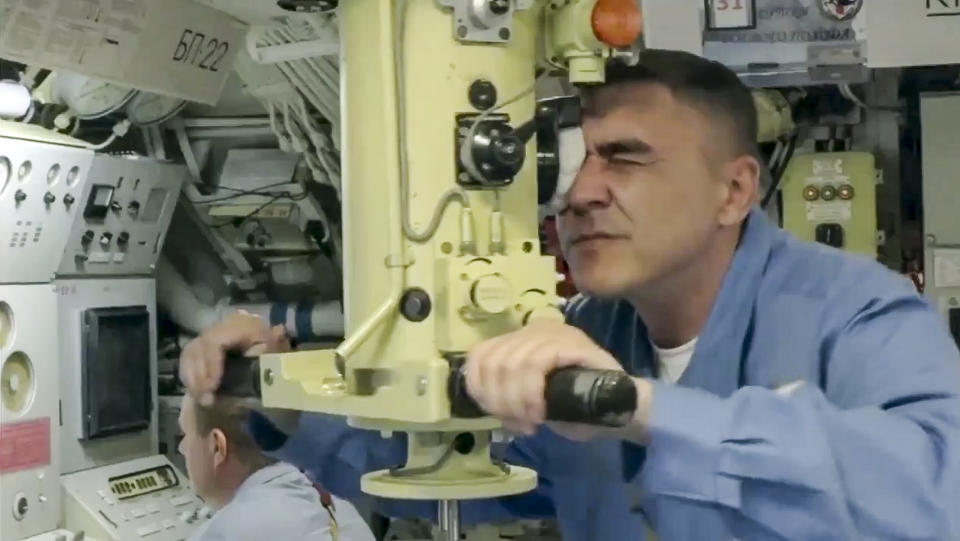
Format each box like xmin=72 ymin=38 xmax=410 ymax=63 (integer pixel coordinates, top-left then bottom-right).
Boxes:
xmin=249 ymin=411 xmax=556 ymax=524
xmin=638 ymin=295 xmax=960 ymax=539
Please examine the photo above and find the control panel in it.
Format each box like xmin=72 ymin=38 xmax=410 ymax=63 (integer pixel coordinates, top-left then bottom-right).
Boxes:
xmin=61 ymin=454 xmax=211 ymax=541
xmin=21 ymin=529 xmax=88 ymax=541
xmin=0 ymin=285 xmax=61 ymax=541
xmin=58 ymin=155 xmax=186 ymax=276
xmin=109 ymin=463 xmax=179 ymax=500
xmin=57 ymin=278 xmax=159 ymax=475
xmin=780 ymin=152 xmax=878 ymax=257
xmin=0 ymin=133 xmax=94 ymax=284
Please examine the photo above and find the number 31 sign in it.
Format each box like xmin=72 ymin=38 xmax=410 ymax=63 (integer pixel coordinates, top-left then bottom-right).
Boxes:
xmin=706 ymin=0 xmax=757 ymax=30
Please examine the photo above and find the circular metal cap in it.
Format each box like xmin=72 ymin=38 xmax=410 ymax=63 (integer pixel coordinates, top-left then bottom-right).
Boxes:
xmin=821 ymin=185 xmax=838 ymax=201
xmin=488 ymin=0 xmax=510 ymax=16
xmin=803 ymin=185 xmax=820 ymax=201
xmin=2 ymin=352 xmax=35 ymax=414
xmin=0 ymin=302 xmax=12 ymax=350
xmin=838 ymin=184 xmax=855 ymax=200
xmin=492 ymin=135 xmax=524 ymax=167
xmin=470 ymin=275 xmax=513 ymax=315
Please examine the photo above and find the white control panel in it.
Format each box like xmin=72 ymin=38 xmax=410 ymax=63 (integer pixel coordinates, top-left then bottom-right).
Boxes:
xmin=58 ymin=155 xmax=186 ymax=276
xmin=0 ymin=285 xmax=61 ymax=541
xmin=0 ymin=133 xmax=94 ymax=283
xmin=61 ymin=455 xmax=211 ymax=541
xmin=56 ymin=278 xmax=159 ymax=475
xmin=21 ymin=529 xmax=95 ymax=541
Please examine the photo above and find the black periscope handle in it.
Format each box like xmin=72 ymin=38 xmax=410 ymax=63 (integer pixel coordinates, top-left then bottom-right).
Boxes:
xmin=216 ymin=354 xmax=638 ymax=428
xmin=215 ymin=354 xmax=263 ymax=399
xmin=448 ymin=364 xmax=638 ymax=428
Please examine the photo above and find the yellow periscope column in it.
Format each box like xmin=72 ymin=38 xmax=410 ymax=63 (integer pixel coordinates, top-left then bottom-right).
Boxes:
xmin=259 ymin=0 xmax=562 ymax=501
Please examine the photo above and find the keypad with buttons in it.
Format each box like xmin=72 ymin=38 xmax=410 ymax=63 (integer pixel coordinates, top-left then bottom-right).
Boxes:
xmin=60 ymin=456 xmax=209 ymax=541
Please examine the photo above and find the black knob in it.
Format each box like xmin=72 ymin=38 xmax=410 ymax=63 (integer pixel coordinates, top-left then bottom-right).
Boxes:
xmin=14 ymin=190 xmax=26 ymax=202
xmin=453 ymin=432 xmax=476 ymax=454
xmin=15 ymin=496 xmax=28 ymax=517
xmin=99 ymin=232 xmax=113 ymax=246
xmin=468 ymin=80 xmax=498 ymax=111
xmin=470 ymin=124 xmax=526 ymax=183
xmin=110 ymin=201 xmax=122 ymax=212
xmin=400 ymin=288 xmax=432 ymax=322
xmin=128 ymin=201 xmax=140 ymax=215
xmin=43 ymin=192 xmax=55 ymax=204
xmin=81 ymin=230 xmax=95 ymax=244
xmin=489 ymin=0 xmax=510 ymax=15
xmin=217 ymin=354 xmax=263 ymax=399
xmin=63 ymin=194 xmax=75 ymax=206
xmin=118 ymin=231 xmax=130 ymax=245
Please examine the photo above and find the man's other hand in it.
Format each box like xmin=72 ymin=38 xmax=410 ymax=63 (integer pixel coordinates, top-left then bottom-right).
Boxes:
xmin=179 ymin=312 xmax=291 ymax=406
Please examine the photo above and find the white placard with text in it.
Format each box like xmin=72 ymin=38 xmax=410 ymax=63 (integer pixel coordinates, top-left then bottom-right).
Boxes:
xmin=706 ymin=0 xmax=756 ymax=30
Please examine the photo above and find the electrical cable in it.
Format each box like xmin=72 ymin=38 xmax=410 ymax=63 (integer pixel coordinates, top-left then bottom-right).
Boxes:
xmin=189 ymin=181 xmax=295 ymax=204
xmin=761 ymin=134 xmax=798 ymax=209
xmin=394 ymin=0 xmax=471 ymax=243
xmin=83 ymin=119 xmax=131 ymax=151
xmin=211 ymin=182 xmax=292 ymax=193
xmin=247 ymin=24 xmax=344 ymax=203
xmin=839 ymin=83 xmax=868 ymax=110
xmin=212 ymin=194 xmax=284 ymax=229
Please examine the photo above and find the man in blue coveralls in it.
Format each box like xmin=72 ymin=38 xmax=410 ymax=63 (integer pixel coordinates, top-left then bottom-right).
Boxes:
xmin=180 ymin=50 xmax=960 ymax=539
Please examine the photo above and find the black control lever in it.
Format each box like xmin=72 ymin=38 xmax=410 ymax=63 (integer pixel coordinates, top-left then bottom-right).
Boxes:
xmin=216 ymin=353 xmax=638 ymax=429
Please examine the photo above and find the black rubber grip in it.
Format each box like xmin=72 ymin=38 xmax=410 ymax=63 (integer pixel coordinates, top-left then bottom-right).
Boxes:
xmin=216 ymin=354 xmax=638 ymax=428
xmin=216 ymin=354 xmax=262 ymax=398
xmin=448 ymin=363 xmax=637 ymax=427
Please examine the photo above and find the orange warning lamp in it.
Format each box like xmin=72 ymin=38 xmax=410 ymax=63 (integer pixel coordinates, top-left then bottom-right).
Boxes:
xmin=591 ymin=0 xmax=643 ymax=48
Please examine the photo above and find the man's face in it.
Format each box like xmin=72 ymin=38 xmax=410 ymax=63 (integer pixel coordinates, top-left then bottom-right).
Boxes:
xmin=558 ymin=83 xmax=733 ymax=298
xmin=178 ymin=395 xmax=217 ymax=501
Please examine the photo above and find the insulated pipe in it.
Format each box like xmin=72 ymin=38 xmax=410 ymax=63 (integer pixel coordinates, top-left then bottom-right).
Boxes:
xmin=156 ymin=258 xmax=222 ymax=334
xmin=0 ymin=81 xmax=32 ymax=120
xmin=156 ymin=258 xmax=344 ymax=339
xmin=233 ymin=301 xmax=344 ymax=341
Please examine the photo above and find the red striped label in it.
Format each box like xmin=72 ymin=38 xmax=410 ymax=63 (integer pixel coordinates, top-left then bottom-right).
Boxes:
xmin=0 ymin=418 xmax=51 ymax=473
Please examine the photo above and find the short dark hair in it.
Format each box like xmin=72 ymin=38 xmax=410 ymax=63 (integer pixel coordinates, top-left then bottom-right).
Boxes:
xmin=194 ymin=397 xmax=278 ymax=473
xmin=584 ymin=49 xmax=758 ymax=159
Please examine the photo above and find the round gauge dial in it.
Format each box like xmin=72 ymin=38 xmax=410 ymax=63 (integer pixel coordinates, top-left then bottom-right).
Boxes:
xmin=818 ymin=0 xmax=863 ymax=21
xmin=0 ymin=302 xmax=12 ymax=350
xmin=0 ymin=157 xmax=10 ymax=198
xmin=2 ymin=352 xmax=35 ymax=413
xmin=125 ymin=93 xmax=187 ymax=126
xmin=52 ymin=71 xmax=139 ymax=119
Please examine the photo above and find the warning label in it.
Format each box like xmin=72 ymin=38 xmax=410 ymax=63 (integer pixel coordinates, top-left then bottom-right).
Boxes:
xmin=0 ymin=418 xmax=51 ymax=474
